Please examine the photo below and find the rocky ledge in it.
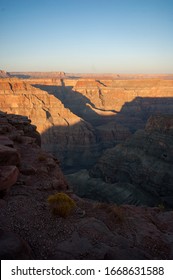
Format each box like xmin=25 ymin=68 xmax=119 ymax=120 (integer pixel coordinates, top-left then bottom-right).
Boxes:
xmin=0 ymin=111 xmax=173 ymax=260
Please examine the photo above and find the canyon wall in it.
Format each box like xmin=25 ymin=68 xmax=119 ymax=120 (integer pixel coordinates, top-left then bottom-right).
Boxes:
xmin=1 ymin=111 xmax=173 ymax=260
xmin=0 ymin=78 xmax=132 ymax=171
xmin=68 ymin=115 xmax=173 ymax=207
xmin=32 ymin=78 xmax=173 ymax=129
xmin=0 ymin=78 xmax=100 ymax=171
xmin=0 ymin=76 xmax=173 ymax=175
xmin=1 ymin=73 xmax=173 ymax=259
xmin=0 ymin=75 xmax=173 ymax=206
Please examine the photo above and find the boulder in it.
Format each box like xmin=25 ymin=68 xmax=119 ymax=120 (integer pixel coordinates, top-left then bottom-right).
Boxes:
xmin=0 ymin=144 xmax=20 ymax=166
xmin=0 ymin=136 xmax=14 ymax=147
xmin=0 ymin=229 xmax=33 ymax=259
xmin=0 ymin=166 xmax=19 ymax=195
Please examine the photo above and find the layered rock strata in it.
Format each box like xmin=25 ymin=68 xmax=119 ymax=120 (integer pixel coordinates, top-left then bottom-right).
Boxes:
xmin=0 ymin=79 xmax=97 ymax=170
xmin=0 ymin=76 xmax=173 ymax=173
xmin=87 ymin=115 xmax=173 ymax=207
xmin=0 ymin=78 xmax=130 ymax=171
xmin=31 ymin=78 xmax=173 ymax=131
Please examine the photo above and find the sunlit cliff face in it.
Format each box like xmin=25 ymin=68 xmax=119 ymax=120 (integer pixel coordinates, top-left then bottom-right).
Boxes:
xmin=0 ymin=77 xmax=173 ymax=172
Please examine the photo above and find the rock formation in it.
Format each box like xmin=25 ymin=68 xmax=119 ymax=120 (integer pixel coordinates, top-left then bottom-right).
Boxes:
xmin=0 ymin=70 xmax=10 ymax=78
xmin=0 ymin=78 xmax=97 ymax=170
xmin=10 ymin=71 xmax=66 ymax=79
xmin=0 ymin=75 xmax=173 ymax=203
xmin=72 ymin=79 xmax=173 ymax=129
xmin=86 ymin=115 xmax=173 ymax=207
xmin=0 ymin=112 xmax=173 ymax=260
xmin=31 ymin=77 xmax=173 ymax=132
xmin=0 ymin=72 xmax=173 ymax=260
xmin=29 ymin=77 xmax=173 ymax=177
xmin=0 ymin=111 xmax=68 ymax=259
xmin=0 ymin=78 xmax=131 ymax=171
xmin=0 ymin=111 xmax=68 ymax=195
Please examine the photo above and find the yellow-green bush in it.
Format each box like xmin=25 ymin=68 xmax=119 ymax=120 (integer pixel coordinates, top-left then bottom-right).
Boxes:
xmin=47 ymin=192 xmax=76 ymax=218
xmin=158 ymin=203 xmax=165 ymax=212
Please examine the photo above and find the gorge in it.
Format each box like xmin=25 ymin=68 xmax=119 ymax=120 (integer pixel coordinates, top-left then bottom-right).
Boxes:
xmin=0 ymin=71 xmax=173 ymax=260
xmin=0 ymin=72 xmax=173 ymax=207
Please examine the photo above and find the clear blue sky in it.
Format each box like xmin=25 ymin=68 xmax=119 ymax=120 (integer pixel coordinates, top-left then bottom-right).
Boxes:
xmin=0 ymin=0 xmax=173 ymax=73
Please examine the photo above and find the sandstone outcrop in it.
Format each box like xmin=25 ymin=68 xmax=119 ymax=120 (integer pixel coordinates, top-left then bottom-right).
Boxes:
xmin=0 ymin=144 xmax=20 ymax=166
xmin=0 ymin=79 xmax=98 ymax=169
xmin=0 ymin=111 xmax=68 ymax=196
xmin=1 ymin=76 xmax=173 ymax=173
xmin=0 ymin=111 xmax=68 ymax=259
xmin=0 ymin=78 xmax=131 ymax=171
xmin=72 ymin=79 xmax=173 ymax=129
xmin=31 ymin=77 xmax=173 ymax=163
xmin=0 ymin=166 xmax=19 ymax=195
xmin=0 ymin=134 xmax=20 ymax=197
xmin=1 ymin=75 xmax=173 ymax=177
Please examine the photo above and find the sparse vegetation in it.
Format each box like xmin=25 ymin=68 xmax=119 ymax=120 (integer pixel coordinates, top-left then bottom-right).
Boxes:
xmin=38 ymin=154 xmax=47 ymax=161
xmin=94 ymin=202 xmax=125 ymax=223
xmin=47 ymin=192 xmax=76 ymax=218
xmin=158 ymin=203 xmax=165 ymax=212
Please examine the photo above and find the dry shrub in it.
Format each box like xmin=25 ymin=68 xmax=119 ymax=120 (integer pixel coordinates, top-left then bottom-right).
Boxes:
xmin=48 ymin=192 xmax=76 ymax=218
xmin=94 ymin=202 xmax=124 ymax=223
xmin=107 ymin=205 xmax=124 ymax=223
xmin=158 ymin=203 xmax=165 ymax=212
xmin=38 ymin=154 xmax=47 ymax=161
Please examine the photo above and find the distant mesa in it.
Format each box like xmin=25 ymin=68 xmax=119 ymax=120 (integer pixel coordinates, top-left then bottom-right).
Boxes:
xmin=2 ymin=70 xmax=173 ymax=80
xmin=0 ymin=70 xmax=11 ymax=78
xmin=10 ymin=71 xmax=66 ymax=79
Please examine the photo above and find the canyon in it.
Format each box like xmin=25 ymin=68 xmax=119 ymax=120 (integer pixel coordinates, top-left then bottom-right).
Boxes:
xmin=0 ymin=111 xmax=173 ymax=260
xmin=0 ymin=71 xmax=173 ymax=259
xmin=70 ymin=115 xmax=173 ymax=207
xmin=0 ymin=73 xmax=173 ymax=207
xmin=1 ymin=75 xmax=173 ymax=170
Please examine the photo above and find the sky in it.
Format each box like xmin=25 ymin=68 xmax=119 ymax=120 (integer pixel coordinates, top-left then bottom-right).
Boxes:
xmin=0 ymin=0 xmax=173 ymax=73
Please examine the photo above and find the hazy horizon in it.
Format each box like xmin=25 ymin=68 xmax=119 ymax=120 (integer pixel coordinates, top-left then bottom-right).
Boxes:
xmin=5 ymin=71 xmax=173 ymax=75
xmin=1 ymin=0 xmax=173 ymax=73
